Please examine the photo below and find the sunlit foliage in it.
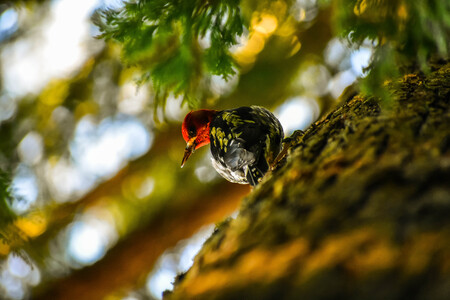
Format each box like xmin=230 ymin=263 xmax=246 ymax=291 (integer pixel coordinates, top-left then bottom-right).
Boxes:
xmin=94 ymin=0 xmax=244 ymax=109
xmin=334 ymin=0 xmax=450 ymax=96
xmin=0 ymin=0 xmax=448 ymax=299
xmin=96 ymin=0 xmax=450 ymax=104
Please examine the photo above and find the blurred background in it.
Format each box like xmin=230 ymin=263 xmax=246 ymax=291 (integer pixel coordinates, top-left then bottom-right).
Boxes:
xmin=0 ymin=0 xmax=373 ymax=299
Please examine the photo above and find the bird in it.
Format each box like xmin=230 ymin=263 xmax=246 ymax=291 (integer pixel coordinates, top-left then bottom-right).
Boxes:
xmin=181 ymin=106 xmax=284 ymax=186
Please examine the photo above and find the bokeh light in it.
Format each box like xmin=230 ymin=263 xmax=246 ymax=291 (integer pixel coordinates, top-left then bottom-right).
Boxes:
xmin=146 ymin=225 xmax=215 ymax=299
xmin=71 ymin=115 xmax=152 ymax=179
xmin=0 ymin=8 xmax=18 ymax=41
xmin=324 ymin=38 xmax=350 ymax=70
xmin=0 ymin=94 xmax=17 ymax=123
xmin=0 ymin=253 xmax=40 ymax=299
xmin=44 ymin=157 xmax=94 ymax=202
xmin=351 ymin=47 xmax=373 ymax=76
xmin=11 ymin=166 xmax=39 ymax=214
xmin=297 ymin=64 xmax=331 ymax=97
xmin=67 ymin=209 xmax=118 ymax=266
xmin=68 ymin=221 xmax=107 ymax=265
xmin=0 ymin=0 xmax=383 ymax=298
xmin=328 ymin=70 xmax=357 ymax=99
xmin=8 ymin=255 xmax=31 ymax=279
xmin=118 ymin=82 xmax=149 ymax=115
xmin=277 ymin=96 xmax=320 ymax=133
xmin=195 ymin=153 xmax=220 ymax=183
xmin=18 ymin=132 xmax=44 ymax=166
xmin=1 ymin=0 xmax=101 ymax=97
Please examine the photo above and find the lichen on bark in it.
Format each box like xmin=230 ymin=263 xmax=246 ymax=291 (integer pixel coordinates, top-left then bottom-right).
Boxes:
xmin=165 ymin=61 xmax=450 ymax=300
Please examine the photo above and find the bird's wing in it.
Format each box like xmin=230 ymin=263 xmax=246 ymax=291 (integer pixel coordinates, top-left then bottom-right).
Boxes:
xmin=222 ymin=138 xmax=256 ymax=170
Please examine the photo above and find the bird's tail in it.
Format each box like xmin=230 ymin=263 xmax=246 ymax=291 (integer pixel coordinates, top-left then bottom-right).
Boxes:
xmin=246 ymin=166 xmax=264 ymax=186
xmin=246 ymin=155 xmax=270 ymax=186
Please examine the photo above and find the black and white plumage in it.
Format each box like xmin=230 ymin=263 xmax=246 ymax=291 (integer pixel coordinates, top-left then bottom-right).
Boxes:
xmin=209 ymin=106 xmax=284 ymax=185
xmin=181 ymin=106 xmax=284 ymax=186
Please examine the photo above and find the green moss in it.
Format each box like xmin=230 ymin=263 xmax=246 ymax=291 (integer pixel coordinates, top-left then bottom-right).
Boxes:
xmin=166 ymin=62 xmax=450 ymax=300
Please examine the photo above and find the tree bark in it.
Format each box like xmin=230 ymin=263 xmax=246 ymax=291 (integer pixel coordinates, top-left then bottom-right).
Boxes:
xmin=165 ymin=61 xmax=450 ymax=300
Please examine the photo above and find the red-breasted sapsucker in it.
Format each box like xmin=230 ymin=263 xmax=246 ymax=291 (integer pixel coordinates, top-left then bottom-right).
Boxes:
xmin=181 ymin=106 xmax=284 ymax=186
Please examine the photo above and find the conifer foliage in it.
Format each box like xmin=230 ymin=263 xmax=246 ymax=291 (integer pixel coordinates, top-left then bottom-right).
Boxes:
xmin=94 ymin=0 xmax=244 ymax=109
xmin=334 ymin=0 xmax=450 ymax=95
xmin=95 ymin=0 xmax=449 ymax=105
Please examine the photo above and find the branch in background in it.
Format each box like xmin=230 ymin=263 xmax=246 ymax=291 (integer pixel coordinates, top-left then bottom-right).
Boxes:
xmin=34 ymin=182 xmax=249 ymax=300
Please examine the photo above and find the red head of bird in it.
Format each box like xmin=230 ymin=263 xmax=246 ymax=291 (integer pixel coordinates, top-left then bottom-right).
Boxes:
xmin=181 ymin=109 xmax=218 ymax=167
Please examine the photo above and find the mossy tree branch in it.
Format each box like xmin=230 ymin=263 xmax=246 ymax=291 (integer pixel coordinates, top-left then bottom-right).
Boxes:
xmin=166 ymin=61 xmax=450 ymax=300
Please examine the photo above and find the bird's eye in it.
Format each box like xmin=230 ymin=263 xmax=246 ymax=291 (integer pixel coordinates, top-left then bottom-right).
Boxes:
xmin=188 ymin=127 xmax=196 ymax=137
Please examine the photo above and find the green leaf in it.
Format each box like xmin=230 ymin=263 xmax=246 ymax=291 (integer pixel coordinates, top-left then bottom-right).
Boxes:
xmin=94 ymin=0 xmax=245 ymax=110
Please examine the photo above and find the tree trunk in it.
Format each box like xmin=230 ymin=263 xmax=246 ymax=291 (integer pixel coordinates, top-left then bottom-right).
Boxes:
xmin=165 ymin=61 xmax=450 ymax=300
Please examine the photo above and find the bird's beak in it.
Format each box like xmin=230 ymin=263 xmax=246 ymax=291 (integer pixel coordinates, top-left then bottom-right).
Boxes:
xmin=181 ymin=138 xmax=196 ymax=168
